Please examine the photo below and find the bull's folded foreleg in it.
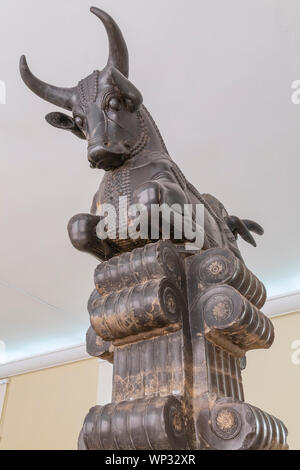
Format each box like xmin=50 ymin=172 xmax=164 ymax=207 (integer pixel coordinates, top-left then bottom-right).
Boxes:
xmin=133 ymin=180 xmax=188 ymax=209
xmin=225 ymin=215 xmax=264 ymax=247
xmin=133 ymin=180 xmax=191 ymax=241
xmin=67 ymin=213 xmax=112 ymax=261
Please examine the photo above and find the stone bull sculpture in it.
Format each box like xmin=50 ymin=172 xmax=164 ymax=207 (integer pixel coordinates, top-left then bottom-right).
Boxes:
xmin=20 ymin=7 xmax=263 ymax=261
xmin=20 ymin=6 xmax=289 ymax=451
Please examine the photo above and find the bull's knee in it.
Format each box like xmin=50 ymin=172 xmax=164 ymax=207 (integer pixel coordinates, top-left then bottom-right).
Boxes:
xmin=67 ymin=213 xmax=100 ymax=252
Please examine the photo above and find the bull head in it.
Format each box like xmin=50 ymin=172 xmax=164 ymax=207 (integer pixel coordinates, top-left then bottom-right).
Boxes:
xmin=20 ymin=7 xmax=144 ymax=171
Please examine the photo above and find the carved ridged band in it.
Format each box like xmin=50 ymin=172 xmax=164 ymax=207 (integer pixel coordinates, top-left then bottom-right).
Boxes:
xmin=94 ymin=240 xmax=184 ymax=295
xmin=198 ymin=398 xmax=288 ymax=450
xmin=199 ymin=285 xmax=274 ymax=353
xmin=80 ymin=396 xmax=187 ymax=450
xmin=190 ymin=248 xmax=267 ymax=309
xmin=88 ymin=278 xmax=185 ymax=341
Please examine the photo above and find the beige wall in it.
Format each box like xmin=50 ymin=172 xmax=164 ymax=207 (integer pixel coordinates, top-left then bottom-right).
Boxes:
xmin=0 ymin=359 xmax=99 ymax=450
xmin=0 ymin=313 xmax=299 ymax=450
xmin=243 ymin=311 xmax=300 ymax=450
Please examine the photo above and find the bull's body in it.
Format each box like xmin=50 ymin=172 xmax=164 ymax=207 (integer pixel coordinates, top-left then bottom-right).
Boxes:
xmin=90 ymin=105 xmax=241 ymax=260
xmin=20 ymin=7 xmax=263 ymax=262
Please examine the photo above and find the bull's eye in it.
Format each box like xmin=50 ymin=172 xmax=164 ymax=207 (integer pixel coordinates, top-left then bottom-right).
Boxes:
xmin=108 ymin=97 xmax=122 ymax=111
xmin=75 ymin=116 xmax=84 ymax=129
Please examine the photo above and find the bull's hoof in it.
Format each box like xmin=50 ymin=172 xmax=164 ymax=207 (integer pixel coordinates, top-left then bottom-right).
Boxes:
xmin=67 ymin=213 xmax=107 ymax=260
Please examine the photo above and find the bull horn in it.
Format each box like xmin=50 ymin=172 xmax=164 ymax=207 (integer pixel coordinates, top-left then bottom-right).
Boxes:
xmin=90 ymin=7 xmax=129 ymax=78
xmin=19 ymin=55 xmax=76 ymax=111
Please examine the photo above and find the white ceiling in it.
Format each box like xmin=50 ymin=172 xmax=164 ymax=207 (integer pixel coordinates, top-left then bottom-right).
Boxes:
xmin=0 ymin=0 xmax=300 ymax=362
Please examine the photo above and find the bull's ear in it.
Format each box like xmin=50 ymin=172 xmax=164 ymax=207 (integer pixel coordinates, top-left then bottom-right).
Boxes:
xmin=45 ymin=112 xmax=74 ymax=129
xmin=45 ymin=112 xmax=86 ymax=140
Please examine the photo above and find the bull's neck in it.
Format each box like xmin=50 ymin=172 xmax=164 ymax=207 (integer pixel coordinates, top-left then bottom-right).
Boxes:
xmin=137 ymin=105 xmax=169 ymax=157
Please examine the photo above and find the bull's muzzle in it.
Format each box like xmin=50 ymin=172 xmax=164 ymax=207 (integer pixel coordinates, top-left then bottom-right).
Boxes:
xmin=88 ymin=144 xmax=128 ymax=170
